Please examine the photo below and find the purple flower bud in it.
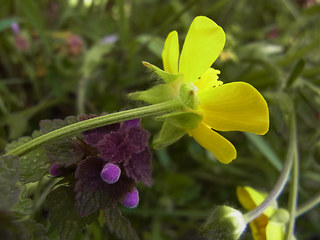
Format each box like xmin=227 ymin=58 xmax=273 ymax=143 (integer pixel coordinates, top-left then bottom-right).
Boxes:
xmin=121 ymin=187 xmax=139 ymax=208
xmin=100 ymin=163 xmax=121 ymax=184
xmin=122 ymin=118 xmax=140 ymax=129
xmin=100 ymin=34 xmax=118 ymax=44
xmin=49 ymin=164 xmax=63 ymax=177
xmin=11 ymin=23 xmax=20 ymax=35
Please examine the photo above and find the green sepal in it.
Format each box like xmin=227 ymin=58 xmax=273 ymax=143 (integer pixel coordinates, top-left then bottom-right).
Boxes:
xmin=142 ymin=61 xmax=181 ymax=83
xmin=128 ymin=84 xmax=173 ymax=105
xmin=153 ymin=121 xmax=186 ymax=149
xmin=156 ymin=112 xmax=202 ymax=130
xmin=180 ymin=83 xmax=200 ymax=109
xmin=200 ymin=206 xmax=246 ymax=240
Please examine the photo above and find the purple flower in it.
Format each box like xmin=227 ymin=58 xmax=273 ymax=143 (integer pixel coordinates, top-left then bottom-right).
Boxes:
xmin=121 ymin=187 xmax=139 ymax=208
xmin=11 ymin=23 xmax=20 ymax=35
xmin=101 ymin=163 xmax=121 ymax=184
xmin=100 ymin=34 xmax=118 ymax=44
xmin=49 ymin=164 xmax=64 ymax=177
xmin=72 ymin=117 xmax=152 ymax=213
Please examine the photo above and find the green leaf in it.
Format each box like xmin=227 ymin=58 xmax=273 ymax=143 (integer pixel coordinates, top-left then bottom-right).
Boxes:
xmin=105 ymin=207 xmax=139 ymax=240
xmin=6 ymin=136 xmax=50 ymax=183
xmin=0 ymin=210 xmax=25 ymax=240
xmin=46 ymin=186 xmax=98 ymax=240
xmin=82 ymin=43 xmax=114 ymax=76
xmin=3 ymin=99 xmax=58 ymax=140
xmin=0 ymin=18 xmax=18 ymax=33
xmin=19 ymin=0 xmax=51 ymax=53
xmin=0 ymin=155 xmax=20 ymax=209
xmin=137 ymin=35 xmax=164 ymax=57
xmin=153 ymin=121 xmax=186 ymax=149
xmin=75 ymin=189 xmax=114 ymax=217
xmin=286 ymin=59 xmax=305 ymax=88
xmin=0 ymin=211 xmax=47 ymax=240
xmin=40 ymin=116 xmax=84 ymax=166
xmin=12 ymin=195 xmax=33 ymax=216
xmin=245 ymin=133 xmax=282 ymax=172
xmin=21 ymin=219 xmax=47 ymax=240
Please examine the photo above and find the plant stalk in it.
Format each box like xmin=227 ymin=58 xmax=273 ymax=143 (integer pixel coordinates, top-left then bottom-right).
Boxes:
xmin=4 ymin=100 xmax=182 ymax=157
xmin=243 ymin=112 xmax=297 ymax=223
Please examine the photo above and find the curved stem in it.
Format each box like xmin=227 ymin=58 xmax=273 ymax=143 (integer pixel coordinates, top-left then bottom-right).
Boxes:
xmin=296 ymin=192 xmax=320 ymax=217
xmin=4 ymin=100 xmax=182 ymax=157
xmin=243 ymin=113 xmax=297 ymax=223
xmin=285 ymin=132 xmax=299 ymax=240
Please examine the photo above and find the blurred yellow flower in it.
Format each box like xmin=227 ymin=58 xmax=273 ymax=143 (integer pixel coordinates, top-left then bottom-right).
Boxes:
xmin=237 ymin=186 xmax=287 ymax=240
xmin=161 ymin=16 xmax=269 ymax=163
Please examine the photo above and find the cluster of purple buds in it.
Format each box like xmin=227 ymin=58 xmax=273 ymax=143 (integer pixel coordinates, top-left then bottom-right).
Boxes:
xmin=49 ymin=118 xmax=151 ymax=209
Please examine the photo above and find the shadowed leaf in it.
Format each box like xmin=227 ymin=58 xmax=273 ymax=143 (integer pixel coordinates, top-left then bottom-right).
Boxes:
xmin=105 ymin=207 xmax=139 ymax=240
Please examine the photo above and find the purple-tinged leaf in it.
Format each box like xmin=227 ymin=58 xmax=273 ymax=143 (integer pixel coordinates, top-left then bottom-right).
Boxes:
xmin=74 ymin=157 xmax=134 ymax=216
xmin=105 ymin=207 xmax=139 ymax=240
xmin=124 ymin=148 xmax=152 ymax=186
xmin=46 ymin=186 xmax=98 ymax=240
xmin=82 ymin=123 xmax=120 ymax=147
xmin=97 ymin=132 xmax=126 ymax=163
xmin=125 ymin=127 xmax=150 ymax=153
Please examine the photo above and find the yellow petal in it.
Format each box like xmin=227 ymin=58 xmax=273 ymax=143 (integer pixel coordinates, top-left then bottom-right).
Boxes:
xmin=194 ymin=68 xmax=222 ymax=92
xmin=162 ymin=31 xmax=179 ymax=74
xmin=188 ymin=122 xmax=236 ymax=164
xmin=179 ymin=16 xmax=225 ymax=83
xmin=198 ymin=82 xmax=269 ymax=135
xmin=236 ymin=186 xmax=275 ymax=217
xmin=250 ymin=221 xmax=267 ymax=240
xmin=266 ymin=221 xmax=285 ymax=240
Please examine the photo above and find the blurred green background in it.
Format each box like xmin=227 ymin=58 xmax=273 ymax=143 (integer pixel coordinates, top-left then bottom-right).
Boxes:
xmin=0 ymin=0 xmax=320 ymax=239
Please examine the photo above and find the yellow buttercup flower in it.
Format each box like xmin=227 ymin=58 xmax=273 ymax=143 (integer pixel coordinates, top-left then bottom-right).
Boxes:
xmin=131 ymin=16 xmax=269 ymax=164
xmin=237 ymin=186 xmax=287 ymax=240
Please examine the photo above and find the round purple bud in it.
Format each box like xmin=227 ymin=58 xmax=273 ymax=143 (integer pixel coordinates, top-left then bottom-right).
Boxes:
xmin=101 ymin=163 xmax=121 ymax=184
xmin=49 ymin=164 xmax=63 ymax=177
xmin=121 ymin=187 xmax=139 ymax=208
xmin=11 ymin=23 xmax=20 ymax=35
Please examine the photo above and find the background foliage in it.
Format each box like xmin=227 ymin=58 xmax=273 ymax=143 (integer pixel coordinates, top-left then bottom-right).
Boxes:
xmin=0 ymin=0 xmax=319 ymax=239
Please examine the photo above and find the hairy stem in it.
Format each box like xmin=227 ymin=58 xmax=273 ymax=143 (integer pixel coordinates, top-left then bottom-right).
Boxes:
xmin=285 ymin=129 xmax=299 ymax=240
xmin=5 ymin=100 xmax=182 ymax=157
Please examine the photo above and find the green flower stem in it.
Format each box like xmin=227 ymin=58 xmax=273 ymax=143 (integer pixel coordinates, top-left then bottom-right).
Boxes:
xmin=243 ymin=112 xmax=297 ymax=224
xmin=285 ymin=132 xmax=299 ymax=240
xmin=4 ymin=100 xmax=183 ymax=157
xmin=296 ymin=192 xmax=320 ymax=217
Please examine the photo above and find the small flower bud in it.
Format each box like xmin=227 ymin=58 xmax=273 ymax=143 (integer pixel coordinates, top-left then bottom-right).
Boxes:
xmin=100 ymin=163 xmax=121 ymax=184
xmin=270 ymin=208 xmax=290 ymax=224
xmin=121 ymin=187 xmax=139 ymax=208
xmin=11 ymin=23 xmax=20 ymax=35
xmin=200 ymin=206 xmax=247 ymax=240
xmin=49 ymin=164 xmax=63 ymax=177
